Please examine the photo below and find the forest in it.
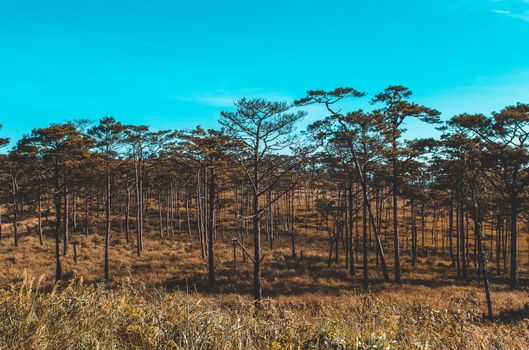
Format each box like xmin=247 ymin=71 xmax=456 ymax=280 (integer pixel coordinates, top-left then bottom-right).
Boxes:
xmin=0 ymin=86 xmax=528 ymax=349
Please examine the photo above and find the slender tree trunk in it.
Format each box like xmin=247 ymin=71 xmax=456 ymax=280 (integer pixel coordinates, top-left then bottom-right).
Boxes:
xmin=472 ymin=208 xmax=493 ymax=320
xmin=350 ymin=143 xmax=389 ymax=281
xmin=197 ymin=169 xmax=206 ymax=259
xmin=11 ymin=172 xmax=19 ymax=247
xmin=185 ymin=194 xmax=192 ymax=236
xmin=421 ymin=201 xmax=426 ymax=252
xmin=510 ymin=196 xmax=518 ymax=288
xmin=104 ymin=165 xmax=111 ymax=280
xmin=496 ymin=211 xmax=501 ymax=275
xmin=268 ymin=189 xmax=274 ymax=249
xmin=362 ymin=175 xmax=369 ymax=289
xmin=72 ymin=195 xmax=77 ymax=231
xmin=456 ymin=200 xmax=461 ymax=277
xmin=135 ymin=152 xmax=142 ymax=257
xmin=449 ymin=197 xmax=455 ymax=267
xmin=290 ymin=186 xmax=296 ymax=258
xmin=37 ymin=193 xmax=44 ymax=245
xmin=85 ymin=191 xmax=90 ymax=237
xmin=252 ymin=190 xmax=262 ymax=300
xmin=158 ymin=190 xmax=164 ymax=238
xmin=411 ymin=199 xmax=417 ymax=266
xmin=125 ymin=185 xmax=130 ymax=243
xmin=391 ymin=133 xmax=401 ymax=283
xmin=208 ymin=167 xmax=216 ymax=291
xmin=347 ymin=174 xmax=355 ymax=274
xmin=253 ymin=137 xmax=262 ymax=301
xmin=63 ymin=188 xmax=69 ymax=256
xmin=54 ymin=171 xmax=62 ymax=282
xmin=460 ymin=199 xmax=467 ymax=279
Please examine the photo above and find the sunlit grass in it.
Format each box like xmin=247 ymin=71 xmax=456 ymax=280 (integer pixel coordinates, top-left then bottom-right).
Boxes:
xmin=0 ymin=273 xmax=526 ymax=349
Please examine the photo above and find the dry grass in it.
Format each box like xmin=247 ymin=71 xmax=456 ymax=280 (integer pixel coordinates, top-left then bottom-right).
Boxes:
xmin=0 ymin=274 xmax=527 ymax=349
xmin=0 ymin=209 xmax=528 ymax=349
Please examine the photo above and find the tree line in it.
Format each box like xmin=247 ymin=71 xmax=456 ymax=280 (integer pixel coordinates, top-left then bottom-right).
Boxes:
xmin=1 ymin=86 xmax=528 ymax=319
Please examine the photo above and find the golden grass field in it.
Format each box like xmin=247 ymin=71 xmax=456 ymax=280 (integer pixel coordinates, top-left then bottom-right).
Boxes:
xmin=0 ymin=209 xmax=528 ymax=349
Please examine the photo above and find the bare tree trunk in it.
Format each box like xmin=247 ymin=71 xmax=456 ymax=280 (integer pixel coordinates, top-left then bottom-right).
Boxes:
xmin=252 ymin=190 xmax=262 ymax=300
xmin=449 ymin=197 xmax=455 ymax=267
xmin=63 ymin=188 xmax=69 ymax=256
xmin=135 ymin=151 xmax=142 ymax=257
xmin=158 ymin=190 xmax=164 ymax=238
xmin=72 ymin=195 xmax=77 ymax=231
xmin=176 ymin=186 xmax=181 ymax=231
xmin=290 ymin=186 xmax=296 ymax=258
xmin=85 ymin=191 xmax=91 ymax=237
xmin=411 ymin=199 xmax=417 ymax=266
xmin=125 ymin=184 xmax=130 ymax=243
xmin=253 ymin=141 xmax=262 ymax=301
xmin=347 ymin=174 xmax=355 ymax=274
xmin=185 ymin=194 xmax=192 ymax=236
xmin=510 ymin=196 xmax=518 ymax=288
xmin=11 ymin=172 xmax=19 ymax=247
xmin=196 ymin=169 xmax=206 ymax=259
xmin=37 ymin=193 xmax=44 ymax=245
xmin=104 ymin=163 xmax=111 ymax=280
xmin=460 ymin=199 xmax=467 ymax=279
xmin=362 ymin=177 xmax=368 ymax=289
xmin=456 ymin=200 xmax=461 ymax=277
xmin=472 ymin=209 xmax=493 ymax=320
xmin=391 ymin=134 xmax=401 ymax=283
xmin=54 ymin=172 xmax=62 ymax=282
xmin=208 ymin=167 xmax=216 ymax=291
xmin=350 ymin=144 xmax=389 ymax=282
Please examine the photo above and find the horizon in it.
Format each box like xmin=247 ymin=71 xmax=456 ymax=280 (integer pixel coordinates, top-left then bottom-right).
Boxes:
xmin=1 ymin=0 xmax=529 ymax=146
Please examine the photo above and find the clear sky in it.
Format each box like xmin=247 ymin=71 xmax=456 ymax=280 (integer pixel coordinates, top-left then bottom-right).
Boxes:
xmin=1 ymin=0 xmax=528 ymax=146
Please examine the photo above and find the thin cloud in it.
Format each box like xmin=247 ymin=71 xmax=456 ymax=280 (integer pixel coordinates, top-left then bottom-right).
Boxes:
xmin=492 ymin=9 xmax=529 ymax=21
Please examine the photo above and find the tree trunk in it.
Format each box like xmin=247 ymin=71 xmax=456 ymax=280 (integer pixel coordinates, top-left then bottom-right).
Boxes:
xmin=63 ymin=188 xmax=69 ymax=256
xmin=510 ymin=196 xmax=518 ymax=288
xmin=411 ymin=199 xmax=417 ymax=266
xmin=472 ymin=209 xmax=493 ymax=321
xmin=391 ymin=133 xmax=401 ymax=283
xmin=54 ymin=171 xmax=62 ymax=282
xmin=290 ymin=187 xmax=296 ymax=258
xmin=449 ymin=197 xmax=455 ymax=267
xmin=158 ymin=190 xmax=164 ymax=238
xmin=460 ymin=200 xmax=467 ymax=279
xmin=350 ymin=143 xmax=389 ymax=282
xmin=208 ymin=167 xmax=216 ymax=291
xmin=185 ymin=194 xmax=192 ymax=236
xmin=362 ymin=175 xmax=369 ymax=289
xmin=104 ymin=166 xmax=111 ymax=280
xmin=347 ymin=174 xmax=355 ymax=274
xmin=253 ymin=136 xmax=262 ymax=301
xmin=135 ymin=151 xmax=142 ymax=257
xmin=37 ymin=193 xmax=44 ymax=245
xmin=11 ymin=172 xmax=19 ymax=247
xmin=125 ymin=185 xmax=130 ymax=243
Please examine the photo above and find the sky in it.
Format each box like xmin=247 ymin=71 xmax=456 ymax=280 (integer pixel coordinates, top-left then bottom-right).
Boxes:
xmin=1 ymin=0 xmax=529 ymax=146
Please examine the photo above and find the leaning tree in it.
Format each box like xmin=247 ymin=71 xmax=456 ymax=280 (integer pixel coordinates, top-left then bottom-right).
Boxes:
xmin=297 ymin=88 xmax=390 ymax=286
xmin=451 ymin=105 xmax=529 ymax=288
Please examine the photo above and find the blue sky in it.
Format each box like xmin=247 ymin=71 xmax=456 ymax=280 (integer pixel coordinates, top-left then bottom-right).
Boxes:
xmin=1 ymin=0 xmax=529 ymax=146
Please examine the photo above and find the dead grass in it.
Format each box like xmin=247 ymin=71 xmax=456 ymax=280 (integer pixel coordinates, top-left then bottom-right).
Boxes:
xmin=0 ymin=209 xmax=528 ymax=349
xmin=0 ymin=274 xmax=527 ymax=350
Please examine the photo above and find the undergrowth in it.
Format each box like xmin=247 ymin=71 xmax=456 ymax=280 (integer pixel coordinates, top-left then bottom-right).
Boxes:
xmin=0 ymin=273 xmax=527 ymax=349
